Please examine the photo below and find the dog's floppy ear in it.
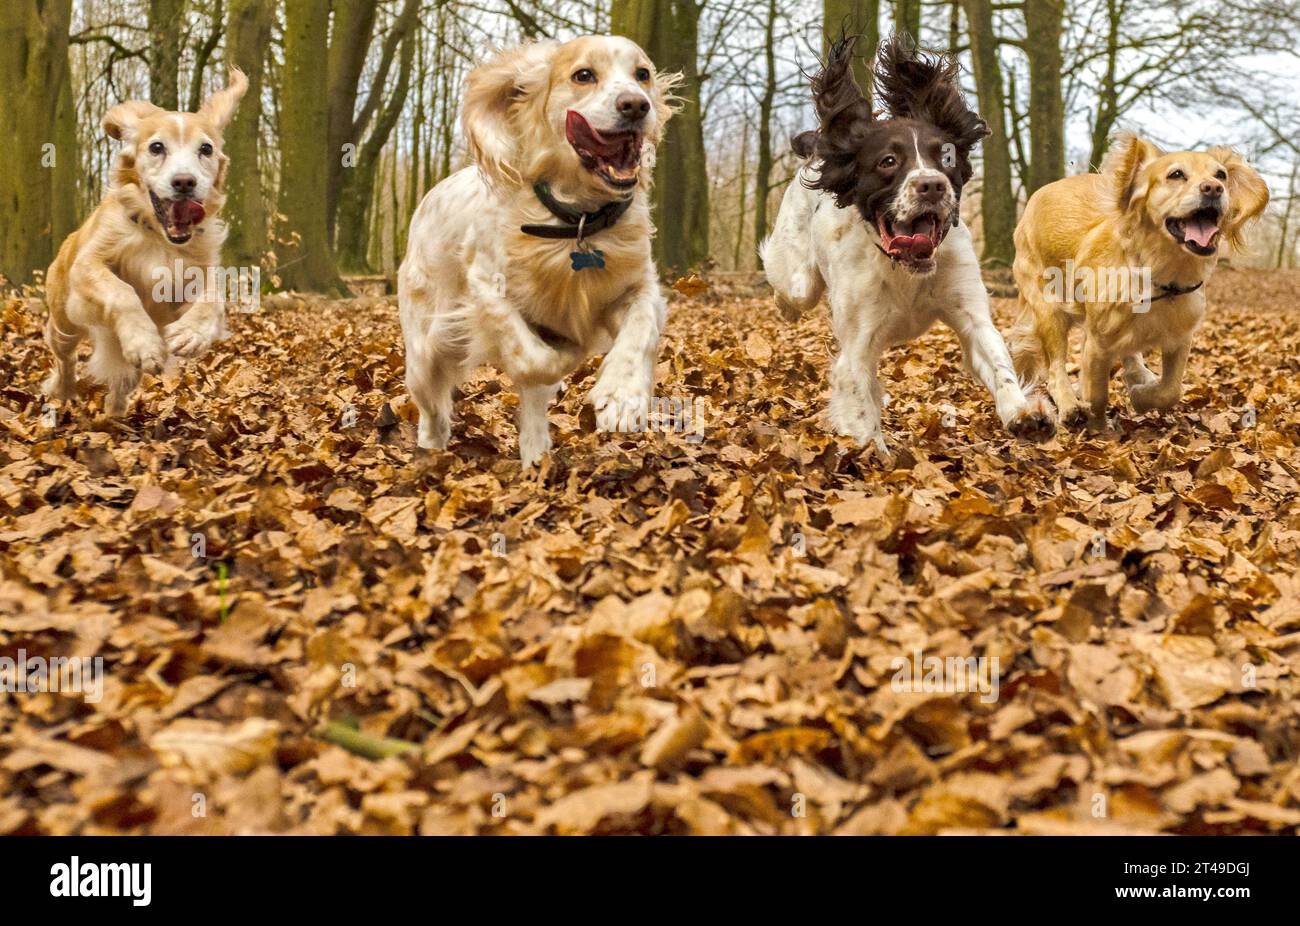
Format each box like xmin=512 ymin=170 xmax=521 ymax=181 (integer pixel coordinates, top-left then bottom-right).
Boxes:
xmin=804 ymin=35 xmax=875 ymax=206
xmin=873 ymin=32 xmax=988 ymax=172
xmin=1101 ymin=131 xmax=1163 ymax=210
xmin=462 ymin=41 xmax=557 ymax=186
xmin=1209 ymin=146 xmax=1269 ymax=249
xmin=103 ymin=100 xmax=164 ymax=144
xmin=811 ymin=35 xmax=873 ymax=140
xmin=791 ymin=131 xmax=819 ymax=159
xmin=198 ymin=67 xmax=249 ymax=133
xmin=647 ymin=67 xmax=682 ymax=148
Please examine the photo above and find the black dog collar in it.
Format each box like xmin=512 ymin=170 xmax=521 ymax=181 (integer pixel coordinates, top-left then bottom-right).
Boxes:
xmin=1149 ymin=280 xmax=1204 ymax=303
xmin=520 ymin=181 xmax=632 ymax=240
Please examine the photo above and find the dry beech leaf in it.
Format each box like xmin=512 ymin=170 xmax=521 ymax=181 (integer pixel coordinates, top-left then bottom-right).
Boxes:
xmin=150 ymin=718 xmax=281 ymax=776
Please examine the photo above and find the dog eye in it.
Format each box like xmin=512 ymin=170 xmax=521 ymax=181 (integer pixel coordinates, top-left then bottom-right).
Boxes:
xmin=148 ymin=141 xmax=166 ymax=156
xmin=572 ymin=68 xmax=596 ymax=84
xmin=198 ymin=142 xmax=213 ymax=157
xmin=1167 ymin=169 xmax=1186 ymax=180
xmin=1215 ymin=168 xmax=1227 ymax=180
xmin=635 ymin=67 xmax=651 ymax=83
xmin=879 ymin=155 xmax=897 ymax=169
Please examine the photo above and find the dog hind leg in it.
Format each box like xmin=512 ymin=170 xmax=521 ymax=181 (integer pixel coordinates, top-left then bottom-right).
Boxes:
xmin=407 ymin=346 xmax=460 ymax=451
xmin=517 ymin=382 xmax=560 ymax=466
xmin=761 ymin=176 xmax=825 ymax=321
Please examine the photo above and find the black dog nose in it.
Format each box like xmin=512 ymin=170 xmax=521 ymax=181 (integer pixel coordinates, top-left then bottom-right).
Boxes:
xmin=172 ymin=175 xmax=197 ymax=195
xmin=1200 ymin=180 xmax=1224 ymax=198
xmin=616 ymin=93 xmax=650 ymax=121
xmin=914 ymin=178 xmax=945 ymax=203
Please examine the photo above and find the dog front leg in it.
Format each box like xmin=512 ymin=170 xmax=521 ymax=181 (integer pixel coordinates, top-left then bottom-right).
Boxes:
xmin=1032 ymin=306 xmax=1088 ymax=430
xmin=828 ymin=304 xmax=889 ymax=453
xmin=946 ymin=302 xmax=1055 ymax=443
xmin=588 ymin=280 xmax=666 ymax=433
xmin=164 ymin=280 xmax=228 ymax=358
xmin=1130 ymin=343 xmax=1189 ymax=413
xmin=1080 ymin=335 xmax=1112 ymax=428
xmin=517 ymin=381 xmax=562 ymax=465
xmin=472 ymin=272 xmax=583 ymax=387
xmin=1122 ymin=354 xmax=1158 ymax=390
xmin=69 ymin=260 xmax=165 ymax=375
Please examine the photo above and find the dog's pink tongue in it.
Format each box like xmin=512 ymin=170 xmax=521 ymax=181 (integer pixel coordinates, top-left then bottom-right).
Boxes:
xmin=177 ymin=200 xmax=205 ymax=225
xmin=566 ymin=110 xmax=608 ymax=153
xmin=889 ymin=233 xmax=935 ymax=259
xmin=165 ymin=199 xmax=206 ymax=235
xmin=1183 ymin=215 xmax=1218 ymax=248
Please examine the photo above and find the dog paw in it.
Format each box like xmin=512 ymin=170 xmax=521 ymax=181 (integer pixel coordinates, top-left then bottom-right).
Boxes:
xmin=833 ymin=417 xmax=891 ymax=461
xmin=1007 ymin=395 xmax=1056 ymax=443
xmin=1124 ymin=369 xmax=1159 ymax=390
xmin=416 ymin=415 xmax=450 ymax=451
xmin=164 ymin=317 xmax=218 ymax=358
xmin=104 ymin=392 xmax=131 ymax=418
xmin=1059 ymin=405 xmax=1091 ymax=431
xmin=863 ymin=434 xmax=895 ymax=468
xmin=121 ymin=329 xmax=166 ymax=375
xmin=516 ymin=346 xmax=581 ymax=388
xmin=591 ymin=386 xmax=650 ymax=433
xmin=41 ymin=371 xmax=78 ymax=401
xmin=1129 ymin=382 xmax=1175 ymax=414
xmin=519 ymin=429 xmax=553 ymax=466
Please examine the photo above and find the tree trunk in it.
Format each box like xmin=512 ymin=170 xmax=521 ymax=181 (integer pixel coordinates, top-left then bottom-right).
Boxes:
xmin=325 ymin=0 xmax=380 ymax=244
xmin=187 ymin=0 xmax=226 ymax=113
xmin=276 ymin=0 xmax=348 ymax=294
xmin=1088 ymin=0 xmax=1121 ymax=171
xmin=733 ymin=122 xmax=749 ymax=269
xmin=753 ymin=0 xmax=777 ymax=265
xmin=612 ymin=0 xmax=710 ymax=277
xmin=960 ymin=0 xmax=1014 ymax=267
xmin=895 ymin=0 xmax=922 ymax=40
xmin=335 ymin=23 xmax=417 ymax=273
xmin=149 ymin=0 xmax=184 ymax=111
xmin=1024 ymin=0 xmax=1065 ymax=194
xmin=1276 ymin=160 xmax=1299 ymax=270
xmin=0 ymin=0 xmax=73 ymax=287
xmin=224 ymin=0 xmax=271 ymax=271
xmin=436 ymin=6 xmax=454 ymax=183
xmin=52 ymin=51 xmax=79 ymax=248
xmin=823 ymin=0 xmax=878 ymax=106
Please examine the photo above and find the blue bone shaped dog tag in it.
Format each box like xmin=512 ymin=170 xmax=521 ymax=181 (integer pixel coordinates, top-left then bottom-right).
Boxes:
xmin=570 ymin=248 xmax=605 ymax=271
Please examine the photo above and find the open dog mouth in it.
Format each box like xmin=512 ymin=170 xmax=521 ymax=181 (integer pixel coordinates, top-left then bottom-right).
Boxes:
xmin=566 ymin=111 xmax=642 ymax=190
xmin=876 ymin=210 xmax=948 ymax=272
xmin=1165 ymin=206 xmax=1221 ymax=256
xmin=149 ymin=190 xmax=206 ymax=244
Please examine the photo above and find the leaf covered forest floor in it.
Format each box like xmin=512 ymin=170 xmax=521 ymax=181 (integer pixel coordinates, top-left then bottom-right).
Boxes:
xmin=1 ymin=268 xmax=1298 ymax=835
